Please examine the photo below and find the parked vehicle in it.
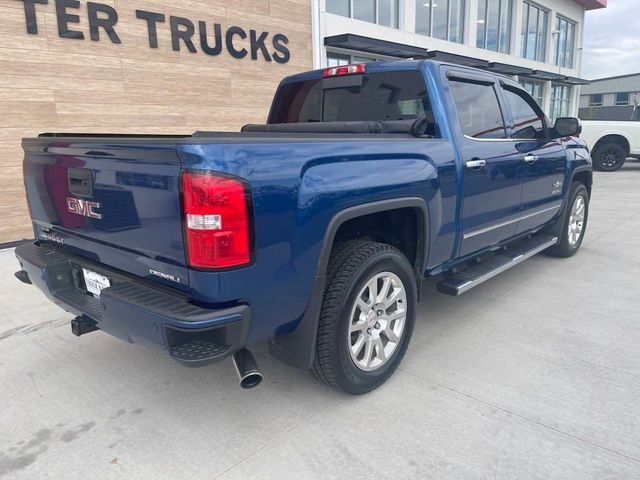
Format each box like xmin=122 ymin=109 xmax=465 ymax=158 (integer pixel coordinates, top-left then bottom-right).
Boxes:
xmin=580 ymin=110 xmax=640 ymax=171
xmin=15 ymin=60 xmax=592 ymax=394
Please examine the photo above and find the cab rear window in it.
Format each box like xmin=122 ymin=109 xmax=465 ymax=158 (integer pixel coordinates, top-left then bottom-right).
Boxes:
xmin=268 ymin=71 xmax=436 ymax=131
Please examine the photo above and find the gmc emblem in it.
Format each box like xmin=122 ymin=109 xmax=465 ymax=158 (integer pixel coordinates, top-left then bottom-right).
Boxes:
xmin=66 ymin=197 xmax=103 ymax=220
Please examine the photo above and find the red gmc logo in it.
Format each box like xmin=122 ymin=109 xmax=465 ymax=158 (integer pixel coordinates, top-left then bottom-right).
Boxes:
xmin=66 ymin=197 xmax=103 ymax=220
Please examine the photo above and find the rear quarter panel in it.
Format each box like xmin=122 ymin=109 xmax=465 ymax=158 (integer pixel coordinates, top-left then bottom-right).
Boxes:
xmin=177 ymin=137 xmax=457 ymax=344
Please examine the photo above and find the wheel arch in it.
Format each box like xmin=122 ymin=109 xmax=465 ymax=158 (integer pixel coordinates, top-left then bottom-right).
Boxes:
xmin=594 ymin=134 xmax=631 ymax=156
xmin=316 ymin=198 xmax=429 ymax=278
xmin=570 ymin=167 xmax=593 ymax=197
xmin=268 ymin=197 xmax=429 ymax=370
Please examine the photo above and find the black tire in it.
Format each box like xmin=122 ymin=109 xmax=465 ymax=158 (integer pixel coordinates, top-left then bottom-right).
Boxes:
xmin=312 ymin=240 xmax=417 ymax=395
xmin=593 ymin=141 xmax=626 ymax=172
xmin=546 ymin=181 xmax=589 ymax=258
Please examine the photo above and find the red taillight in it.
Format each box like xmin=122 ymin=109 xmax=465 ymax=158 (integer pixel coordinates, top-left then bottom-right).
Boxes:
xmin=322 ymin=63 xmax=366 ymax=78
xmin=181 ymin=171 xmax=252 ymax=269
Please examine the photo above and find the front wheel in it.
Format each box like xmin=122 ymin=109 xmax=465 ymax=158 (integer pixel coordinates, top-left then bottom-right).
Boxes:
xmin=312 ymin=240 xmax=417 ymax=395
xmin=546 ymin=182 xmax=590 ymax=258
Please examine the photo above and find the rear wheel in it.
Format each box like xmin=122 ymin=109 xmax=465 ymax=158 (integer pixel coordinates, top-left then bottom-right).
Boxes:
xmin=546 ymin=181 xmax=589 ymax=258
xmin=312 ymin=240 xmax=417 ymax=395
xmin=593 ymin=142 xmax=626 ymax=172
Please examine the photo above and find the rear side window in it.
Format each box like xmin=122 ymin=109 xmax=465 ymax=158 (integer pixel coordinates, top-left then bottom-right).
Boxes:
xmin=269 ymin=71 xmax=435 ymax=126
xmin=450 ymin=80 xmax=506 ymax=139
xmin=502 ymin=88 xmax=546 ymax=139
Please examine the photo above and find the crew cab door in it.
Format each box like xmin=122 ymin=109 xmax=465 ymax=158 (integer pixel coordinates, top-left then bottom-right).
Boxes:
xmin=499 ymin=84 xmax=566 ymax=233
xmin=446 ymin=71 xmax=523 ymax=257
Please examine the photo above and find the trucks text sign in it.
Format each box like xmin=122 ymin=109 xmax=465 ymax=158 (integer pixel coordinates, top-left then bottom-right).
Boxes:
xmin=21 ymin=0 xmax=291 ymax=64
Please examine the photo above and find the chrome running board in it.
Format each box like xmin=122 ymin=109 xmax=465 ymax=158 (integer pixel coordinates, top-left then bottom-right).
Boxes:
xmin=437 ymin=235 xmax=558 ymax=296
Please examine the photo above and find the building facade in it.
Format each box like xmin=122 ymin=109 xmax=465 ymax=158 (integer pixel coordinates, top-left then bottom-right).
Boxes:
xmin=0 ymin=0 xmax=607 ymax=243
xmin=313 ymin=0 xmax=606 ymax=120
xmin=579 ymin=73 xmax=640 ymax=121
xmin=0 ymin=0 xmax=312 ymax=243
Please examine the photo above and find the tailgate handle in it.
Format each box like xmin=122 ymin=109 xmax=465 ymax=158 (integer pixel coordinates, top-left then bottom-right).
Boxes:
xmin=68 ymin=168 xmax=93 ymax=196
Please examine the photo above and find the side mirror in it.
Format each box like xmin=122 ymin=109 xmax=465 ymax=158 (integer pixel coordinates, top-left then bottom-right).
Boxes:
xmin=553 ymin=117 xmax=582 ymax=137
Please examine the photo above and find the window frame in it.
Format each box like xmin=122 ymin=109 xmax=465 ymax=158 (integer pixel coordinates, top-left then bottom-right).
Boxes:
xmin=447 ymin=72 xmax=510 ymax=141
xmin=415 ymin=0 xmax=466 ymax=44
xmin=615 ymin=92 xmax=630 ymax=106
xmin=501 ymin=84 xmax=549 ymax=140
xmin=476 ymin=0 xmax=513 ymax=54
xmin=589 ymin=94 xmax=603 ymax=107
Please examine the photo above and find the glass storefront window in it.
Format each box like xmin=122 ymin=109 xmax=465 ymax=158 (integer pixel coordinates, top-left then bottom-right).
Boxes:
xmin=327 ymin=0 xmax=399 ymax=28
xmin=327 ymin=53 xmax=351 ymax=67
xmin=521 ymin=1 xmax=548 ymax=62
xmin=550 ymin=84 xmax=571 ymax=121
xmin=414 ymin=0 xmax=465 ymax=44
xmin=476 ymin=0 xmax=513 ymax=54
xmin=326 ymin=0 xmax=350 ymax=18
xmin=520 ymin=80 xmax=544 ymax=107
xmin=554 ymin=16 xmax=576 ymax=68
xmin=327 ymin=52 xmax=379 ymax=66
xmin=377 ymin=0 xmax=399 ymax=27
xmin=353 ymin=0 xmax=375 ymax=23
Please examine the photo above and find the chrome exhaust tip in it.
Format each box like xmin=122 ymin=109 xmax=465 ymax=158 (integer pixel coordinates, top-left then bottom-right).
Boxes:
xmin=232 ymin=349 xmax=263 ymax=389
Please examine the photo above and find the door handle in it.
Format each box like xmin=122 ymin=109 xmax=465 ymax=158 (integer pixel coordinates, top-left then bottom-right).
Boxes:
xmin=523 ymin=154 xmax=539 ymax=164
xmin=465 ymin=159 xmax=487 ymax=169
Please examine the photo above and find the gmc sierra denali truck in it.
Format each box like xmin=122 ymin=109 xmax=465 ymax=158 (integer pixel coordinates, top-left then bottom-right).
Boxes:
xmin=15 ymin=60 xmax=593 ymax=394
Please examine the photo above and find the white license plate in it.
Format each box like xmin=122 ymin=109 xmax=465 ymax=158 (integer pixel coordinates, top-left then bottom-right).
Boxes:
xmin=82 ymin=268 xmax=111 ymax=298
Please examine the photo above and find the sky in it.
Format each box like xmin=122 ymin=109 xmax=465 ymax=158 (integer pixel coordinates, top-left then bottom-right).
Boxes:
xmin=581 ymin=1 xmax=640 ymax=80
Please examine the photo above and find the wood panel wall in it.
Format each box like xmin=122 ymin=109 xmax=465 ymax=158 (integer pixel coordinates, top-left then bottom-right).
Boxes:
xmin=0 ymin=0 xmax=312 ymax=243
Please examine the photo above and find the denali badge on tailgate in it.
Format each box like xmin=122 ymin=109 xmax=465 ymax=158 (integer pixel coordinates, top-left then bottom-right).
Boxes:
xmin=66 ymin=197 xmax=102 ymax=219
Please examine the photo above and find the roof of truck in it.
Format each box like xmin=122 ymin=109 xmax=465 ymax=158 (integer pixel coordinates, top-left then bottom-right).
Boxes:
xmin=281 ymin=59 xmax=515 ymax=85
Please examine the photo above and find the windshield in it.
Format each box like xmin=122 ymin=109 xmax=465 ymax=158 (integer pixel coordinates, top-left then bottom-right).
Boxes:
xmin=268 ymin=71 xmax=434 ymax=125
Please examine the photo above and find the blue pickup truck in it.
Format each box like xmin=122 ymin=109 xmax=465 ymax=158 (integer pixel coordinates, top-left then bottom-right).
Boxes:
xmin=15 ymin=60 xmax=592 ymax=394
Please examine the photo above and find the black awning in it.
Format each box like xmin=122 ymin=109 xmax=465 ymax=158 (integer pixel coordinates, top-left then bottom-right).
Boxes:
xmin=425 ymin=51 xmax=489 ymax=68
xmin=324 ymin=34 xmax=590 ymax=85
xmin=486 ymin=62 xmax=533 ymax=76
xmin=324 ymin=34 xmax=427 ymax=58
xmin=563 ymin=76 xmax=590 ymax=85
xmin=522 ymin=70 xmax=566 ymax=82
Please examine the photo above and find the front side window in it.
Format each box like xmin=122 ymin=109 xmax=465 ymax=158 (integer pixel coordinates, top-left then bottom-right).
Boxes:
xmin=589 ymin=94 xmax=603 ymax=107
xmin=269 ymin=71 xmax=435 ymax=127
xmin=503 ymin=87 xmax=545 ymax=139
xmin=450 ymin=80 xmax=506 ymax=139
xmin=326 ymin=0 xmax=399 ymax=28
xmin=554 ymin=16 xmax=576 ymax=68
xmin=415 ymin=0 xmax=465 ymax=43
xmin=521 ymin=1 xmax=548 ymax=62
xmin=616 ymin=92 xmax=630 ymax=106
xmin=520 ymin=80 xmax=544 ymax=107
xmin=550 ymin=84 xmax=571 ymax=121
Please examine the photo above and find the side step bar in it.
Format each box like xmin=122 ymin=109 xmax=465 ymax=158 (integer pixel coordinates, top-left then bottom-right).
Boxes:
xmin=437 ymin=235 xmax=558 ymax=296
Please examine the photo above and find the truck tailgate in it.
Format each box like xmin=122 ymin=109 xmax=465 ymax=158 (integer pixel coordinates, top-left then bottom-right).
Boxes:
xmin=22 ymin=137 xmax=190 ymax=289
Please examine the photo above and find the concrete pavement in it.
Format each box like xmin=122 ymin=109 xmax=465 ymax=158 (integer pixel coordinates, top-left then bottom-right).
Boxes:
xmin=1 ymin=165 xmax=640 ymax=479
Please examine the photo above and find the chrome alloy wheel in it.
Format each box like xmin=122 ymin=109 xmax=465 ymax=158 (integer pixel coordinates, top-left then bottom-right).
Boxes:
xmin=568 ymin=194 xmax=586 ymax=246
xmin=348 ymin=271 xmax=407 ymax=372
